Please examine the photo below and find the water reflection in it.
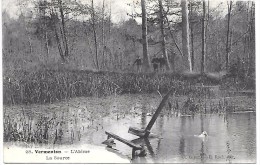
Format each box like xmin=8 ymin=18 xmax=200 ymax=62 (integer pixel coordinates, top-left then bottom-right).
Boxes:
xmin=179 ymin=116 xmax=186 ymax=158
xmin=4 ymin=94 xmax=255 ymax=163
xmin=200 ymin=114 xmax=205 ymax=163
xmin=141 ymin=113 xmax=147 ymax=129
xmin=144 ymin=138 xmax=155 ymax=157
xmin=179 ymin=136 xmax=185 ymax=157
xmin=98 ymin=111 xmax=255 ymax=163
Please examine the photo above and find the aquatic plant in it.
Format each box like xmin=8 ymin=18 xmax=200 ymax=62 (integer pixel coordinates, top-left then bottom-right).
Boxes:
xmin=3 ymin=69 xmax=218 ymax=105
xmin=3 ymin=108 xmax=85 ymax=146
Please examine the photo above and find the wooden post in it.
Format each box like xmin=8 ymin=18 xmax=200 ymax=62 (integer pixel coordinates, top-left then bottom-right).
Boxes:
xmin=144 ymin=89 xmax=174 ymax=137
xmin=132 ymin=149 xmax=136 ymax=159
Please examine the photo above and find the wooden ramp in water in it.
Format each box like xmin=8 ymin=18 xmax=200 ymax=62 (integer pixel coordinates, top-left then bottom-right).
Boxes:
xmin=104 ymin=131 xmax=143 ymax=159
xmin=102 ymin=88 xmax=174 ymax=159
xmin=128 ymin=88 xmax=174 ymax=138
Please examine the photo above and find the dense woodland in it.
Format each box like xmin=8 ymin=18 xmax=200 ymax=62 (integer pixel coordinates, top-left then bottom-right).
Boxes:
xmin=3 ymin=0 xmax=255 ymax=73
xmin=2 ymin=0 xmax=255 ymax=104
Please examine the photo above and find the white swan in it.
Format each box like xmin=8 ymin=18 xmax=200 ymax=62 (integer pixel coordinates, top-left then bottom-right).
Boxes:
xmin=195 ymin=131 xmax=208 ymax=138
xmin=146 ymin=113 xmax=152 ymax=116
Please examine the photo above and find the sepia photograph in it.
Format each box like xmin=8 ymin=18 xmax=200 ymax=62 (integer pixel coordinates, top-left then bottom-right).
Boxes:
xmin=1 ymin=0 xmax=256 ymax=163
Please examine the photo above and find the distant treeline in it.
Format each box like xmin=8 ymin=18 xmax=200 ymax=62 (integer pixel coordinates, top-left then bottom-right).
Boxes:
xmin=2 ymin=0 xmax=255 ymax=74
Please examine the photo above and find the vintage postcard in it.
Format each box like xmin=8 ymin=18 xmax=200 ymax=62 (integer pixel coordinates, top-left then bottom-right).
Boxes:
xmin=1 ymin=0 xmax=257 ymax=164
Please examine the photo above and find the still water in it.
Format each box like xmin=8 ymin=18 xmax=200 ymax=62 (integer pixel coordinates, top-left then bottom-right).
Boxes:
xmin=4 ymin=94 xmax=256 ymax=163
xmin=79 ymin=95 xmax=256 ymax=163
xmin=87 ymin=113 xmax=256 ymax=163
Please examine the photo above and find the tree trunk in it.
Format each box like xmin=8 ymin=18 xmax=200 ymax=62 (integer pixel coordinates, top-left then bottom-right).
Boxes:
xmin=101 ymin=0 xmax=106 ymax=70
xmin=86 ymin=32 xmax=97 ymax=68
xmin=226 ymin=0 xmax=232 ymax=70
xmin=108 ymin=1 xmax=112 ymax=39
xmin=247 ymin=1 xmax=254 ymax=76
xmin=45 ymin=32 xmax=49 ymax=57
xmin=58 ymin=0 xmax=69 ymax=57
xmin=230 ymin=29 xmax=233 ymax=55
xmin=28 ymin=35 xmax=33 ymax=54
xmin=165 ymin=16 xmax=183 ymax=57
xmin=54 ymin=24 xmax=65 ymax=62
xmin=181 ymin=0 xmax=192 ymax=72
xmin=51 ymin=9 xmax=65 ymax=62
xmin=91 ymin=0 xmax=99 ymax=70
xmin=43 ymin=7 xmax=49 ymax=58
xmin=141 ymin=0 xmax=150 ymax=72
xmin=205 ymin=0 xmax=210 ymax=69
xmin=201 ymin=0 xmax=206 ymax=73
xmin=158 ymin=0 xmax=171 ymax=71
xmin=189 ymin=2 xmax=195 ymax=71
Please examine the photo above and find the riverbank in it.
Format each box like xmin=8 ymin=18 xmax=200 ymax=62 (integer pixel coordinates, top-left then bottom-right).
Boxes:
xmin=3 ymin=68 xmax=254 ymax=105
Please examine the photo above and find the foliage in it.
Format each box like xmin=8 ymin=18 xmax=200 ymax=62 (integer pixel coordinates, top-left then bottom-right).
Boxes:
xmin=2 ymin=0 xmax=255 ymax=98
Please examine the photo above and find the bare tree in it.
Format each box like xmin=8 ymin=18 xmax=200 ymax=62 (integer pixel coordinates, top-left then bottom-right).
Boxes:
xmin=17 ymin=1 xmax=33 ymax=54
xmin=201 ymin=0 xmax=206 ymax=73
xmin=51 ymin=10 xmax=65 ymax=62
xmin=58 ymin=0 xmax=69 ymax=57
xmin=246 ymin=1 xmax=255 ymax=76
xmin=91 ymin=0 xmax=99 ymax=70
xmin=189 ymin=1 xmax=195 ymax=71
xmin=158 ymin=0 xmax=171 ymax=71
xmin=181 ymin=0 xmax=192 ymax=72
xmin=163 ymin=1 xmax=183 ymax=57
xmin=165 ymin=17 xmax=183 ymax=57
xmin=141 ymin=0 xmax=150 ymax=72
xmin=37 ymin=0 xmax=50 ymax=58
xmin=108 ymin=1 xmax=112 ymax=39
xmin=101 ymin=0 xmax=106 ymax=70
xmin=226 ymin=0 xmax=232 ymax=70
xmin=46 ymin=0 xmax=72 ymax=62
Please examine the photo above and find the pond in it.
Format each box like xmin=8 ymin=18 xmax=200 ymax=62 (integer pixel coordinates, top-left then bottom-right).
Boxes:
xmin=3 ymin=94 xmax=256 ymax=163
xmin=91 ymin=113 xmax=256 ymax=163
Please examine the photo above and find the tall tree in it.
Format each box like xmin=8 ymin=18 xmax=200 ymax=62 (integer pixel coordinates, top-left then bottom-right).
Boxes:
xmin=45 ymin=0 xmax=74 ymax=62
xmin=201 ymin=0 xmax=206 ymax=73
xmin=158 ymin=0 xmax=171 ymax=71
xmin=58 ymin=0 xmax=69 ymax=58
xmin=141 ymin=0 xmax=150 ymax=72
xmin=245 ymin=1 xmax=255 ymax=77
xmin=226 ymin=0 xmax=232 ymax=70
xmin=37 ymin=0 xmax=50 ymax=58
xmin=91 ymin=0 xmax=99 ymax=70
xmin=189 ymin=1 xmax=195 ymax=71
xmin=101 ymin=0 xmax=106 ymax=70
xmin=181 ymin=0 xmax=192 ymax=72
xmin=51 ymin=10 xmax=65 ymax=61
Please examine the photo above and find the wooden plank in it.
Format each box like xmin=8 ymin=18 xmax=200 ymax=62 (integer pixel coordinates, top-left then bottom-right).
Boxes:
xmin=128 ymin=127 xmax=159 ymax=138
xmin=101 ymin=138 xmax=116 ymax=148
xmin=105 ymin=131 xmax=142 ymax=150
xmin=144 ymin=88 xmax=174 ymax=137
xmin=128 ymin=127 xmax=146 ymax=137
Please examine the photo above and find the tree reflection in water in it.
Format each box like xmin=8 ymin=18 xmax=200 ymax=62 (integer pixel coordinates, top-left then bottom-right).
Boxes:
xmin=131 ymin=110 xmax=163 ymax=163
xmin=200 ymin=113 xmax=205 ymax=163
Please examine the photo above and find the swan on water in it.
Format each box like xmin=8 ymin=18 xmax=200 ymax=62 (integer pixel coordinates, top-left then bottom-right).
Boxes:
xmin=146 ymin=113 xmax=152 ymax=116
xmin=195 ymin=131 xmax=208 ymax=138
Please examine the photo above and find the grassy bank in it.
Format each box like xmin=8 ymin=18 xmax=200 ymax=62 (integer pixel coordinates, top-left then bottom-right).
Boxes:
xmin=3 ymin=68 xmax=254 ymax=105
